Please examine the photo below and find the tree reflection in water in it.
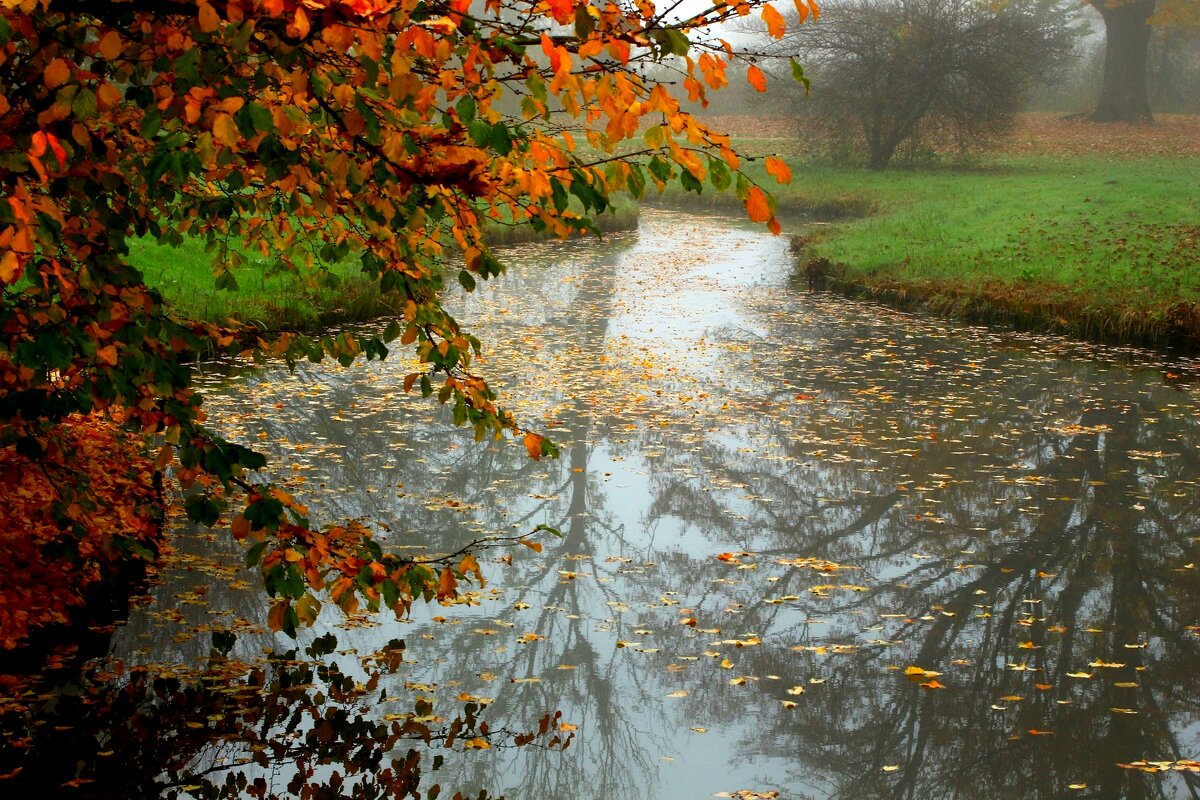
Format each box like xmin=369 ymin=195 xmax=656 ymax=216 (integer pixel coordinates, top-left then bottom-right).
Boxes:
xmin=8 ymin=210 xmax=1200 ymax=799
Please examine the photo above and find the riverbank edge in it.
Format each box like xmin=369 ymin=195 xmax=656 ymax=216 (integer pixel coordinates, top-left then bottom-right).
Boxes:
xmin=803 ymin=263 xmax=1200 ymax=354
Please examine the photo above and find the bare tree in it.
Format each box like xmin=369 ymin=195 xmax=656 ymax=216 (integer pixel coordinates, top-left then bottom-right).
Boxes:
xmin=765 ymin=0 xmax=1080 ymax=168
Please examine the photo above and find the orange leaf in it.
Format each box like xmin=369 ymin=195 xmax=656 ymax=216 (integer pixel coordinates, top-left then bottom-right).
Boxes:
xmin=0 ymin=251 xmax=21 ymax=284
xmin=198 ymin=1 xmax=221 ymax=33
xmin=98 ymin=31 xmax=123 ymax=61
xmin=524 ymin=432 xmax=543 ymax=460
xmin=765 ymin=156 xmax=791 ymax=184
xmin=746 ymin=65 xmax=767 ymax=93
xmin=762 ymin=4 xmax=787 ymax=39
xmin=96 ymin=344 xmax=118 ymax=366
xmin=44 ymin=58 xmax=71 ymax=89
xmin=745 ymin=186 xmax=771 ymax=223
xmin=267 ymin=600 xmax=288 ymax=632
xmin=438 ymin=567 xmax=458 ymax=598
xmin=518 ymin=538 xmax=543 ymax=553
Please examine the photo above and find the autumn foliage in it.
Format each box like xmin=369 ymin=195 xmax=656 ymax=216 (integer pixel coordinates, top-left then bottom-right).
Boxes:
xmin=0 ymin=0 xmax=800 ymax=638
xmin=0 ymin=415 xmax=160 ymax=649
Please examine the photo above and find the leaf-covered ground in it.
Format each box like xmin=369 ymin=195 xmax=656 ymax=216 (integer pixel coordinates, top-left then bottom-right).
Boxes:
xmin=705 ymin=112 xmax=1200 ymax=160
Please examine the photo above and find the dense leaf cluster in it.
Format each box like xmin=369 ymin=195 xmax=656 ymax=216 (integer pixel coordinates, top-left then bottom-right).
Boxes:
xmin=0 ymin=0 xmax=796 ymax=636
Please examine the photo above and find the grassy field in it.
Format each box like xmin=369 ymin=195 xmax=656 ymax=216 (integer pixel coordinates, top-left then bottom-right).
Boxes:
xmin=676 ymin=113 xmax=1200 ymax=349
xmin=130 ymin=199 xmax=638 ymax=329
xmin=132 ymin=113 xmax=1200 ymax=348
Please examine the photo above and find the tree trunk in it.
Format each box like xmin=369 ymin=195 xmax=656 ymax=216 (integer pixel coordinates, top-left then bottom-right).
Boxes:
xmin=1088 ymin=0 xmax=1156 ymax=122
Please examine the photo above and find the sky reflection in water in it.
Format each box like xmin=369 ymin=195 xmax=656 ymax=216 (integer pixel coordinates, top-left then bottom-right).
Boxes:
xmin=112 ymin=208 xmax=1200 ymax=800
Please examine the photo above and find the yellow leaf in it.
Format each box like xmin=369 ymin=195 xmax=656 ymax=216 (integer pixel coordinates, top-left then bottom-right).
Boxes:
xmin=745 ymin=186 xmax=771 ymax=223
xmin=459 ymin=553 xmax=483 ymax=582
xmin=746 ymin=64 xmax=767 ymax=93
xmin=212 ymin=113 xmax=240 ymax=147
xmin=666 ymin=690 xmax=689 ymax=698
xmin=903 ymin=665 xmax=942 ymax=680
xmin=762 ymin=4 xmax=787 ymax=38
xmin=296 ymin=592 xmax=321 ymax=626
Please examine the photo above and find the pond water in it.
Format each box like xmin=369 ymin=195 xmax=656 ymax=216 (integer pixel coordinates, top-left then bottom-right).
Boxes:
xmin=106 ymin=208 xmax=1200 ymax=798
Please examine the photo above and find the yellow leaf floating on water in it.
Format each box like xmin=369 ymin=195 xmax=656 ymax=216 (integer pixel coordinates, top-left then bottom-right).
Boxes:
xmin=882 ymin=765 xmax=900 ymax=772
xmin=786 ymin=685 xmax=805 ymax=696
xmin=903 ymin=666 xmax=942 ymax=681
xmin=666 ymin=690 xmax=689 ymax=698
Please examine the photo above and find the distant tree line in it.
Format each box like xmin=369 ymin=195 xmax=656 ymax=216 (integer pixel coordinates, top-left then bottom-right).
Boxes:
xmin=704 ymin=0 xmax=1200 ymax=168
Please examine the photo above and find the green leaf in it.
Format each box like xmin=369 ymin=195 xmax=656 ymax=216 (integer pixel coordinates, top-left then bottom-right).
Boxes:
xmin=648 ymin=156 xmax=672 ymax=184
xmin=245 ymin=540 xmax=269 ymax=568
xmin=790 ymin=59 xmax=811 ymax=95
xmin=708 ymin=156 xmax=731 ymax=191
xmin=574 ymin=6 xmax=595 ymax=38
xmin=458 ymin=269 xmax=476 ymax=292
xmin=71 ymin=88 xmax=97 ymax=120
xmin=456 ymin=94 xmax=476 ymax=122
xmin=490 ymin=123 xmax=513 ymax=156
xmin=236 ymin=102 xmax=275 ymax=137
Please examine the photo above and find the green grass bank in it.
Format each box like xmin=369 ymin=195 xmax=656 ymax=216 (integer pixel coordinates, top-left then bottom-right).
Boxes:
xmin=657 ymin=122 xmax=1200 ymax=351
xmin=787 ymin=156 xmax=1200 ymax=350
xmin=131 ymin=199 xmax=638 ymax=330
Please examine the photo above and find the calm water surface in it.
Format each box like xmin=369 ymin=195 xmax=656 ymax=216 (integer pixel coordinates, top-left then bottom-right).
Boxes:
xmin=112 ymin=208 xmax=1200 ymax=799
